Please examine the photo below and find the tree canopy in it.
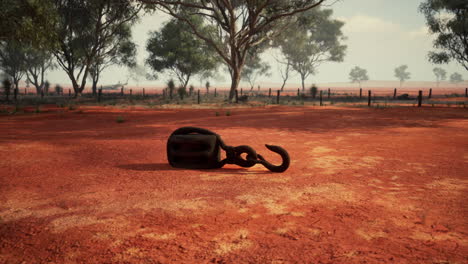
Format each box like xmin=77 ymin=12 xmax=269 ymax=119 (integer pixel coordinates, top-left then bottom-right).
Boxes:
xmin=449 ymin=72 xmax=463 ymax=84
xmin=432 ymin=67 xmax=446 ymax=87
xmin=0 ymin=41 xmax=28 ymax=90
xmin=274 ymin=8 xmax=346 ymax=91
xmin=394 ymin=65 xmax=411 ymax=87
xmin=53 ymin=0 xmax=142 ymax=96
xmin=349 ymin=66 xmax=369 ymax=88
xmin=0 ymin=0 xmax=58 ymax=49
xmin=146 ymin=16 xmax=219 ymax=89
xmin=139 ymin=0 xmax=329 ymax=101
xmin=420 ymin=0 xmax=468 ymax=71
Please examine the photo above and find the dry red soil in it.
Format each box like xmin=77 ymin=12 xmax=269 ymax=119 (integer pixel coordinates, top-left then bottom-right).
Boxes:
xmin=1 ymin=105 xmax=467 ymax=264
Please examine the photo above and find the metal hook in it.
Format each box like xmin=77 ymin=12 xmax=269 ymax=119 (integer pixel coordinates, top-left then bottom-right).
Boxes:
xmin=256 ymin=144 xmax=290 ymax=173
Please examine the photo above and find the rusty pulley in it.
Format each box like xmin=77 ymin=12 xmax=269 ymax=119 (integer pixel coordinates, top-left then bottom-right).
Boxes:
xmin=167 ymin=127 xmax=290 ymax=173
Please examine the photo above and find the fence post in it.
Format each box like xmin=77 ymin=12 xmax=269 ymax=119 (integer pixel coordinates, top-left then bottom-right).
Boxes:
xmin=269 ymin=88 xmax=271 ymax=98
xmin=98 ymin=88 xmax=102 ymax=103
xmin=214 ymin=88 xmax=217 ymax=97
xmin=465 ymin=88 xmax=467 ymax=97
xmin=41 ymin=90 xmax=44 ymax=99
xmin=328 ymin=88 xmax=331 ymax=99
xmin=130 ymin=89 xmax=132 ymax=97
xmin=277 ymin=90 xmax=280 ymax=104
xmin=143 ymin=88 xmax=145 ymax=97
xmin=235 ymin=89 xmax=239 ymax=103
xmin=359 ymin=88 xmax=362 ymax=99
xmin=368 ymin=90 xmax=371 ymax=107
xmin=197 ymin=89 xmax=200 ymax=104
xmin=14 ymin=88 xmax=18 ymax=101
xmin=24 ymin=88 xmax=27 ymax=95
xmin=428 ymin=88 xmax=432 ymax=99
xmin=241 ymin=88 xmax=243 ymax=96
xmin=418 ymin=90 xmax=422 ymax=107
xmin=393 ymin=88 xmax=397 ymax=99
xmin=297 ymin=88 xmax=300 ymax=98
xmin=121 ymin=87 xmax=124 ymax=96
xmin=320 ymin=90 xmax=323 ymax=106
xmin=69 ymin=89 xmax=71 ymax=97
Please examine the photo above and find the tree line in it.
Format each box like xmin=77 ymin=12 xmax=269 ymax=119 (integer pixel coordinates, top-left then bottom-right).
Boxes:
xmin=1 ymin=0 xmax=466 ymax=102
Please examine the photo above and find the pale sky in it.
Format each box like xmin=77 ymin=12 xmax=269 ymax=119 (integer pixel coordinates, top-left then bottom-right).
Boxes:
xmin=47 ymin=0 xmax=467 ymax=88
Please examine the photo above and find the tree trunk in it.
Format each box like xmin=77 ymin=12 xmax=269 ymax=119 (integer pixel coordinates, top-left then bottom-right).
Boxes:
xmin=14 ymin=79 xmax=20 ymax=94
xmin=301 ymin=74 xmax=306 ymax=91
xmin=92 ymin=77 xmax=98 ymax=96
xmin=183 ymin=73 xmax=190 ymax=90
xmin=71 ymin=78 xmax=80 ymax=98
xmin=229 ymin=69 xmax=241 ymax=102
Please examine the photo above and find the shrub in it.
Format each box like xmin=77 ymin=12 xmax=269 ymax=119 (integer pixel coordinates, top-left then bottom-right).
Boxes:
xmin=215 ymin=111 xmax=220 ymax=116
xmin=225 ymin=110 xmax=231 ymax=116
xmin=116 ymin=116 xmax=125 ymax=123
xmin=177 ymin=86 xmax=187 ymax=100
xmin=310 ymin=85 xmax=318 ymax=98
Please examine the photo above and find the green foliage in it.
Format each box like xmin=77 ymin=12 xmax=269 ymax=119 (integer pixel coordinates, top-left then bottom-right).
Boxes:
xmin=189 ymin=84 xmax=195 ymax=96
xmin=225 ymin=111 xmax=231 ymax=116
xmin=274 ymin=8 xmax=347 ymax=90
xmin=420 ymin=0 xmax=468 ymax=70
xmin=215 ymin=111 xmax=220 ymax=116
xmin=242 ymin=52 xmax=271 ymax=90
xmin=394 ymin=65 xmax=411 ymax=87
xmin=116 ymin=116 xmax=125 ymax=123
xmin=310 ymin=85 xmax=318 ymax=98
xmin=55 ymin=84 xmax=63 ymax=95
xmin=0 ymin=41 xmax=28 ymax=89
xmin=177 ymin=86 xmax=187 ymax=100
xmin=450 ymin=72 xmax=463 ymax=84
xmin=349 ymin=66 xmax=369 ymax=88
xmin=44 ymin=80 xmax=50 ymax=95
xmin=167 ymin=79 xmax=176 ymax=99
xmin=53 ymin=0 xmax=141 ymax=96
xmin=205 ymin=81 xmax=210 ymax=94
xmin=146 ymin=16 xmax=219 ymax=89
xmin=143 ymin=1 xmax=326 ymax=101
xmin=432 ymin=67 xmax=446 ymax=86
xmin=0 ymin=0 xmax=58 ymax=49
xmin=2 ymin=78 xmax=12 ymax=101
xmin=24 ymin=47 xmax=55 ymax=94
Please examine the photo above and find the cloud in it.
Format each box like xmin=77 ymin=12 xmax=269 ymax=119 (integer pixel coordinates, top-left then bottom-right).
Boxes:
xmin=338 ymin=15 xmax=401 ymax=33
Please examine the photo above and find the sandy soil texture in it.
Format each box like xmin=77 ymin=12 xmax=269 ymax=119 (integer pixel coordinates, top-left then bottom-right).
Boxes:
xmin=0 ymin=105 xmax=467 ymax=264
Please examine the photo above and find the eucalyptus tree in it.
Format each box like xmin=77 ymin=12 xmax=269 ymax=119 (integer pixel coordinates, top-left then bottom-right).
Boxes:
xmin=0 ymin=0 xmax=58 ymax=48
xmin=138 ymin=0 xmax=330 ymax=101
xmin=349 ymin=66 xmax=369 ymax=89
xmin=449 ymin=72 xmax=463 ymax=85
xmin=146 ymin=16 xmax=219 ymax=89
xmin=0 ymin=41 xmax=28 ymax=91
xmin=275 ymin=8 xmax=347 ymax=91
xmin=420 ymin=0 xmax=468 ymax=71
xmin=53 ymin=0 xmax=142 ymax=97
xmin=89 ymin=24 xmax=137 ymax=95
xmin=24 ymin=48 xmax=55 ymax=94
xmin=242 ymin=54 xmax=271 ymax=91
xmin=432 ymin=67 xmax=446 ymax=87
xmin=394 ymin=65 xmax=411 ymax=87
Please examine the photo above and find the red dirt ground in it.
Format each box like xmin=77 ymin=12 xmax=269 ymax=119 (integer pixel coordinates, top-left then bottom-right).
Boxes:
xmin=0 ymin=105 xmax=467 ymax=264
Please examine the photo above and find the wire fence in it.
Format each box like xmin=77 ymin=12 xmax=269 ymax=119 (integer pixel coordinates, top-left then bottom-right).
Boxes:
xmin=1 ymin=86 xmax=467 ymax=108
